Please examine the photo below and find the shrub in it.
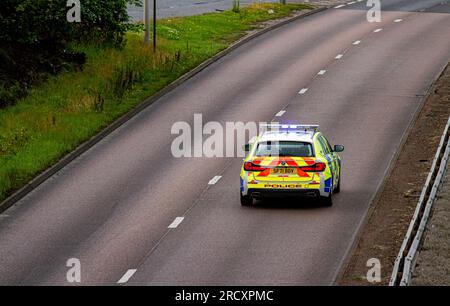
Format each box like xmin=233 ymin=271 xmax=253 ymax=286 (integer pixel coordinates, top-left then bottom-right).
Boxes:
xmin=0 ymin=0 xmax=140 ymax=107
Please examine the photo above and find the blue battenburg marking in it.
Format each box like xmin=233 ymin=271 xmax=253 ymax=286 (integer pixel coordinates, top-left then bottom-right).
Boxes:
xmin=324 ymin=155 xmax=334 ymax=189
xmin=324 ymin=177 xmax=332 ymax=188
xmin=324 ymin=155 xmax=333 ymax=172
xmin=240 ymin=177 xmax=244 ymax=192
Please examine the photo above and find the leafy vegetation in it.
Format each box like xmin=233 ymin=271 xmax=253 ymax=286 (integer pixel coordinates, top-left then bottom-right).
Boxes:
xmin=0 ymin=0 xmax=140 ymax=107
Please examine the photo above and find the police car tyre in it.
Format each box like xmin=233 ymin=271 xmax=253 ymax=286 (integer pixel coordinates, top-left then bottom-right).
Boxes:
xmin=335 ymin=172 xmax=341 ymax=194
xmin=240 ymin=193 xmax=253 ymax=206
xmin=321 ymin=193 xmax=333 ymax=207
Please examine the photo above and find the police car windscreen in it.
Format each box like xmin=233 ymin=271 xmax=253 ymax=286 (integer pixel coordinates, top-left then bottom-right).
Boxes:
xmin=255 ymin=141 xmax=313 ymax=157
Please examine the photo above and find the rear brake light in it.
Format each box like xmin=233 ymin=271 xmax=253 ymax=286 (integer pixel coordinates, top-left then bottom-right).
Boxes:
xmin=299 ymin=162 xmax=326 ymax=172
xmin=244 ymin=162 xmax=267 ymax=171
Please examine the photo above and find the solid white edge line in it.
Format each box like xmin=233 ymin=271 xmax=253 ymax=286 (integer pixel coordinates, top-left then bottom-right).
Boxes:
xmin=168 ymin=217 xmax=185 ymax=229
xmin=275 ymin=110 xmax=286 ymax=117
xmin=335 ymin=54 xmax=343 ymax=59
xmin=117 ymin=269 xmax=137 ymax=284
xmin=298 ymin=88 xmax=309 ymax=94
xmin=318 ymin=70 xmax=327 ymax=75
xmin=208 ymin=175 xmax=222 ymax=185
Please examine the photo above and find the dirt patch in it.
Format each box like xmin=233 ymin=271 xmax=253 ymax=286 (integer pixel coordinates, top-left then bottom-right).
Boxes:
xmin=339 ymin=63 xmax=450 ymax=285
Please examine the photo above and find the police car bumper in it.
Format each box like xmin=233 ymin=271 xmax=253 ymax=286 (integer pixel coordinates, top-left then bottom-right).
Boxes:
xmin=247 ymin=188 xmax=321 ymax=199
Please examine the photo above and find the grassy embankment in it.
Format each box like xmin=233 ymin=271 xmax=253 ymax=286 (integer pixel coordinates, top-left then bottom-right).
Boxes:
xmin=0 ymin=3 xmax=312 ymax=202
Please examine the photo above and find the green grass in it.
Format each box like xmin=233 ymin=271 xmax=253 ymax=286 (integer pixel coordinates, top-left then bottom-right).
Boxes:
xmin=0 ymin=2 xmax=312 ymax=202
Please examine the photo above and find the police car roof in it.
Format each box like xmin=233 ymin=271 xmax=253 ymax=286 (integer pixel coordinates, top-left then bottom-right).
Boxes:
xmin=258 ymin=130 xmax=316 ymax=143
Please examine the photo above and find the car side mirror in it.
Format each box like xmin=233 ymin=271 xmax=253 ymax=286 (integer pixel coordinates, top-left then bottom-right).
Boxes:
xmin=333 ymin=145 xmax=344 ymax=153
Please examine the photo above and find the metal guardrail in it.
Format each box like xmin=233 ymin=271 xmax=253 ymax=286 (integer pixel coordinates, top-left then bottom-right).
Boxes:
xmin=390 ymin=116 xmax=450 ymax=286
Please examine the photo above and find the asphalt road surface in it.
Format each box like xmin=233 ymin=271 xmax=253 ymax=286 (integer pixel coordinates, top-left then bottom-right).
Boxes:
xmin=1 ymin=0 xmax=450 ymax=285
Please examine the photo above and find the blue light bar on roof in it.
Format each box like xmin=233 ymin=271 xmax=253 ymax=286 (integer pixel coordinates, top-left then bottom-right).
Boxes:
xmin=260 ymin=123 xmax=319 ymax=132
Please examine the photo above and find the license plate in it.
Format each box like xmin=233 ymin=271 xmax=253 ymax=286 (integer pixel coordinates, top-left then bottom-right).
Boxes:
xmin=271 ymin=168 xmax=295 ymax=174
xmin=264 ymin=183 xmax=306 ymax=188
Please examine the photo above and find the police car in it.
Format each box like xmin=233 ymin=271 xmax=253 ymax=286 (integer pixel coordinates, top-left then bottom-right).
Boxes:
xmin=240 ymin=124 xmax=344 ymax=207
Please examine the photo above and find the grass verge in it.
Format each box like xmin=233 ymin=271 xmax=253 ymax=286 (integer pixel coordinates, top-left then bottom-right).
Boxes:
xmin=0 ymin=3 xmax=312 ymax=203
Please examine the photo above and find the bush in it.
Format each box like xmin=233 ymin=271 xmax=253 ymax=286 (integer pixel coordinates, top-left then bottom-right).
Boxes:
xmin=0 ymin=0 xmax=140 ymax=107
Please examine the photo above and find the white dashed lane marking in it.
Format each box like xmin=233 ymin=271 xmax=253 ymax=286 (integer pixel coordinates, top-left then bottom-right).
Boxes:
xmin=335 ymin=54 xmax=343 ymax=59
xmin=318 ymin=70 xmax=327 ymax=75
xmin=168 ymin=217 xmax=185 ymax=229
xmin=275 ymin=110 xmax=286 ymax=117
xmin=374 ymin=28 xmax=383 ymax=33
xmin=117 ymin=269 xmax=137 ymax=284
xmin=394 ymin=19 xmax=403 ymax=23
xmin=298 ymin=88 xmax=309 ymax=94
xmin=334 ymin=4 xmax=346 ymax=8
xmin=353 ymin=40 xmax=361 ymax=45
xmin=208 ymin=175 xmax=222 ymax=185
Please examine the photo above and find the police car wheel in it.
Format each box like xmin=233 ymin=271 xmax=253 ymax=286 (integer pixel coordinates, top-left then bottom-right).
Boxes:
xmin=320 ymin=193 xmax=333 ymax=207
xmin=240 ymin=193 xmax=253 ymax=206
xmin=335 ymin=176 xmax=341 ymax=193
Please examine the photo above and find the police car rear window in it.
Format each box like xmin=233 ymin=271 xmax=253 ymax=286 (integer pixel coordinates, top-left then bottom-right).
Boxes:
xmin=255 ymin=141 xmax=313 ymax=157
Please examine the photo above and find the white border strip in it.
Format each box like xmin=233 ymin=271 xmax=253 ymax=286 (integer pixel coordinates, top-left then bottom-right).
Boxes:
xmin=168 ymin=217 xmax=185 ymax=229
xmin=117 ymin=269 xmax=137 ymax=284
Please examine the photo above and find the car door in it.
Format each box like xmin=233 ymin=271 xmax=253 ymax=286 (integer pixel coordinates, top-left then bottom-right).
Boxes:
xmin=317 ymin=134 xmax=338 ymax=189
xmin=323 ymin=135 xmax=340 ymax=185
